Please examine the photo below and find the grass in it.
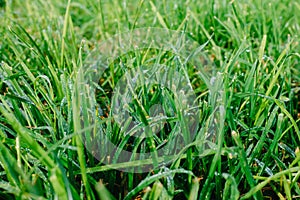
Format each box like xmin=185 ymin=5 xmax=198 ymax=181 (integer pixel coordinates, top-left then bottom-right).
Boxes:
xmin=0 ymin=0 xmax=299 ymax=199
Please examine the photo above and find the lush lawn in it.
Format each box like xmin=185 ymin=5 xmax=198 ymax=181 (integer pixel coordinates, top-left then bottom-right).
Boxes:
xmin=0 ymin=0 xmax=299 ymax=199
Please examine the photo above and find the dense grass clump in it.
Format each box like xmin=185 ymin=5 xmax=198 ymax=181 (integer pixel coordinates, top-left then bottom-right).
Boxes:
xmin=0 ymin=0 xmax=299 ymax=199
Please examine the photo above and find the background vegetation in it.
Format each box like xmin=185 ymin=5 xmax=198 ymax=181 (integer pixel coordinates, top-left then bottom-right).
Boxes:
xmin=0 ymin=0 xmax=299 ymax=199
